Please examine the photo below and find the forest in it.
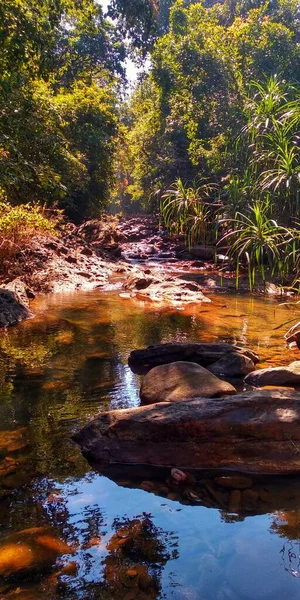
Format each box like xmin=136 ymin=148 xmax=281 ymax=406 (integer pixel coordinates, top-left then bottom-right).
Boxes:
xmin=2 ymin=4 xmax=300 ymax=599
xmin=0 ymin=0 xmax=300 ymax=286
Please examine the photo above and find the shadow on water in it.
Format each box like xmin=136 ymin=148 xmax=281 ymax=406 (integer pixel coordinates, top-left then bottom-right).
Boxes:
xmin=0 ymin=290 xmax=300 ymax=598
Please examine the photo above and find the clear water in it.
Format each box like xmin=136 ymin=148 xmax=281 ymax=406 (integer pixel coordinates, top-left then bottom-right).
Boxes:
xmin=0 ymin=290 xmax=300 ymax=599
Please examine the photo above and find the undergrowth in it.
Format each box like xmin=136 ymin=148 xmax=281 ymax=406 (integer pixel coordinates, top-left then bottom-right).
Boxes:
xmin=0 ymin=202 xmax=60 ymax=273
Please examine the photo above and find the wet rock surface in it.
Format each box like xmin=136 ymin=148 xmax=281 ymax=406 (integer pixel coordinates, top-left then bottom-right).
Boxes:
xmin=0 ymin=215 xmax=214 ymax=327
xmin=129 ymin=342 xmax=259 ymax=375
xmin=0 ymin=526 xmax=74 ymax=578
xmin=245 ymin=361 xmax=300 ymax=387
xmin=122 ymin=270 xmax=210 ymax=305
xmin=74 ymin=390 xmax=300 ymax=475
xmin=140 ymin=361 xmax=237 ymax=404
xmin=1 ymin=214 xmax=290 ymax=328
xmin=208 ymin=351 xmax=256 ymax=377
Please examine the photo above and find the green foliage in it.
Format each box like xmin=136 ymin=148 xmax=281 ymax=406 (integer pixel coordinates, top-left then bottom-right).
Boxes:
xmin=107 ymin=0 xmax=158 ymax=55
xmin=219 ymin=201 xmax=293 ymax=290
xmin=0 ymin=202 xmax=59 ymax=270
xmin=160 ymin=177 xmax=219 ymax=247
xmin=244 ymin=77 xmax=300 ymax=221
xmin=0 ymin=0 xmax=123 ymax=221
xmin=120 ymin=0 xmax=300 ymax=216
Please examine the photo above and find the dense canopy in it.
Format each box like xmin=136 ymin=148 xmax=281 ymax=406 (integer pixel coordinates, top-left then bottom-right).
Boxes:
xmin=0 ymin=0 xmax=299 ymax=234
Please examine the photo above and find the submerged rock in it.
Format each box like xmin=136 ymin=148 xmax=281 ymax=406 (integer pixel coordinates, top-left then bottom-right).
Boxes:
xmin=215 ymin=475 xmax=253 ymax=490
xmin=140 ymin=361 xmax=237 ymax=404
xmin=73 ymin=390 xmax=300 ymax=475
xmin=0 ymin=527 xmax=73 ymax=578
xmin=245 ymin=361 xmax=300 ymax=387
xmin=129 ymin=342 xmax=259 ymax=375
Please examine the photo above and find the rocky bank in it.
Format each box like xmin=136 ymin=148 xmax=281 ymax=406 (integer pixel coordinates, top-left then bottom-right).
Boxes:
xmin=0 ymin=216 xmax=213 ymax=327
xmin=0 ymin=214 xmax=291 ymax=328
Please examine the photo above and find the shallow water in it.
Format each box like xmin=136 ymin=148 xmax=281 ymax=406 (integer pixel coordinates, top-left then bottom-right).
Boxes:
xmin=0 ymin=290 xmax=300 ymax=599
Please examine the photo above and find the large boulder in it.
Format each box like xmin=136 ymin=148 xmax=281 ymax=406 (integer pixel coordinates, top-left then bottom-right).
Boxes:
xmin=140 ymin=361 xmax=237 ymax=404
xmin=245 ymin=361 xmax=300 ymax=387
xmin=73 ymin=390 xmax=300 ymax=475
xmin=129 ymin=342 xmax=259 ymax=375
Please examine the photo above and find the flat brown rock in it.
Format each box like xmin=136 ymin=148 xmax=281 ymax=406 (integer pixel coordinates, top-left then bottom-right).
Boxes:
xmin=74 ymin=390 xmax=300 ymax=475
xmin=245 ymin=361 xmax=300 ymax=387
xmin=123 ymin=271 xmax=211 ymax=305
xmin=140 ymin=361 xmax=237 ymax=404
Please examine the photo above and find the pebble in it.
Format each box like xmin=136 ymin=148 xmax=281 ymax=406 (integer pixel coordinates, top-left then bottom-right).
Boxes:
xmin=171 ymin=468 xmax=188 ymax=484
xmin=242 ymin=489 xmax=259 ymax=510
xmin=215 ymin=475 xmax=253 ymax=490
xmin=228 ymin=489 xmax=242 ymax=512
xmin=140 ymin=480 xmax=156 ymax=492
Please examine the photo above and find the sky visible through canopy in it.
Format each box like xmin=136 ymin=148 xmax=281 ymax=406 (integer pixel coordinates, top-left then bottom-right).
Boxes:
xmin=97 ymin=0 xmax=139 ymax=84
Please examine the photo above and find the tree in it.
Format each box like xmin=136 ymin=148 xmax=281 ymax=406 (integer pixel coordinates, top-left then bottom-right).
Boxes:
xmin=0 ymin=0 xmax=123 ymax=220
xmin=119 ymin=0 xmax=300 ymax=211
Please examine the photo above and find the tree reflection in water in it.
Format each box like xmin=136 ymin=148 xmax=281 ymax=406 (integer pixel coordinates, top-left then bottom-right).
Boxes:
xmin=58 ymin=512 xmax=179 ymax=600
xmin=272 ymin=511 xmax=300 ymax=580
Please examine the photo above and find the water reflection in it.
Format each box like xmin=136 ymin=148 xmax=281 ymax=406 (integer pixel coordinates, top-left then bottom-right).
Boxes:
xmin=0 ymin=290 xmax=299 ymax=598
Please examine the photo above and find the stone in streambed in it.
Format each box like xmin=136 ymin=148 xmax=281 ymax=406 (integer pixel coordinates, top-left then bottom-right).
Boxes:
xmin=285 ymin=322 xmax=300 ymax=349
xmin=74 ymin=390 xmax=300 ymax=475
xmin=129 ymin=342 xmax=259 ymax=374
xmin=190 ymin=246 xmax=217 ymax=260
xmin=245 ymin=361 xmax=300 ymax=387
xmin=242 ymin=489 xmax=258 ymax=511
xmin=215 ymin=475 xmax=253 ymax=490
xmin=140 ymin=361 xmax=237 ymax=404
xmin=208 ymin=352 xmax=256 ymax=377
xmin=0 ymin=281 xmax=33 ymax=328
xmin=228 ymin=490 xmax=242 ymax=513
xmin=0 ymin=527 xmax=74 ymax=578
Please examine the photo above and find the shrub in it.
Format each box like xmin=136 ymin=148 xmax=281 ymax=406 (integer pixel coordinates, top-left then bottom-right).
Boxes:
xmin=0 ymin=202 xmax=59 ymax=272
xmin=160 ymin=178 xmax=219 ymax=247
xmin=219 ymin=201 xmax=293 ymax=290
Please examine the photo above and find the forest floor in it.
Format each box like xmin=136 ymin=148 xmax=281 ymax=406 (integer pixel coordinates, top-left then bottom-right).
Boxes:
xmin=0 ymin=215 xmax=287 ymax=327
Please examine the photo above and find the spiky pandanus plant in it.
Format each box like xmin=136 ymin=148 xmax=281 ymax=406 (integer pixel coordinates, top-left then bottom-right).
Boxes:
xmin=219 ymin=201 xmax=293 ymax=290
xmin=160 ymin=177 xmax=219 ymax=247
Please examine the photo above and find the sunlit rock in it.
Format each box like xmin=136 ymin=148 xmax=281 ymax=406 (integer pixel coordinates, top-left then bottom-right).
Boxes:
xmin=245 ymin=361 xmax=300 ymax=387
xmin=74 ymin=390 xmax=300 ymax=475
xmin=140 ymin=361 xmax=237 ymax=404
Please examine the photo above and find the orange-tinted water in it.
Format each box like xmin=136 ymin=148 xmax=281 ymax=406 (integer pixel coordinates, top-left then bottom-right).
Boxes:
xmin=0 ymin=289 xmax=299 ymax=599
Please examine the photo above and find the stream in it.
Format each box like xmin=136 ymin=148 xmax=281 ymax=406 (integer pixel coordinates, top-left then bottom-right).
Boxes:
xmin=0 ymin=289 xmax=300 ymax=599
